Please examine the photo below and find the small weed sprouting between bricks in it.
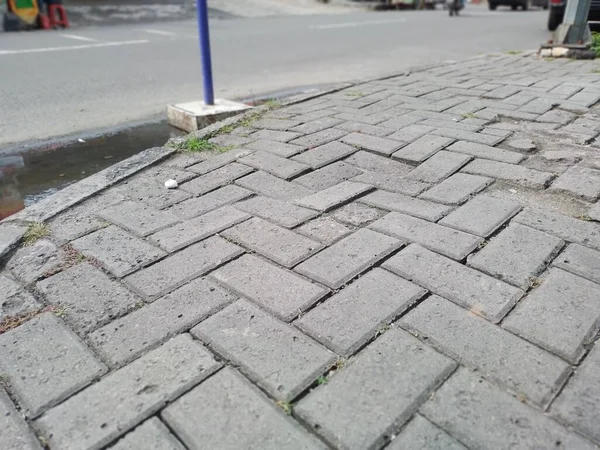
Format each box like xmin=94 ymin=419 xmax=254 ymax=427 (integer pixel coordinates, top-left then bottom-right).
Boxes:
xmin=478 ymin=240 xmax=489 ymax=249
xmin=345 ymin=91 xmax=364 ymax=97
xmin=461 ymin=113 xmax=477 ymax=119
xmin=505 ymin=50 xmax=523 ymax=55
xmin=577 ymin=214 xmax=593 ymax=221
xmin=317 ymin=376 xmax=328 ymax=386
xmin=528 ymin=277 xmax=542 ymax=289
xmin=22 ymin=223 xmax=50 ymax=246
xmin=180 ymin=137 xmax=233 ymax=154
xmin=276 ymin=401 xmax=293 ymax=415
xmin=375 ymin=324 xmax=391 ymax=338
xmin=0 ymin=306 xmax=55 ymax=334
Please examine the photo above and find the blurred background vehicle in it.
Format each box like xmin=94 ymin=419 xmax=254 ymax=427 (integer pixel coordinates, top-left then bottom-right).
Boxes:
xmin=489 ymin=0 xmax=529 ymax=10
xmin=547 ymin=0 xmax=600 ymax=30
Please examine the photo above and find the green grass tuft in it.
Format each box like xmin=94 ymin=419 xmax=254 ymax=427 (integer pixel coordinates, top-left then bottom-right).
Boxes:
xmin=22 ymin=223 xmax=50 ymax=246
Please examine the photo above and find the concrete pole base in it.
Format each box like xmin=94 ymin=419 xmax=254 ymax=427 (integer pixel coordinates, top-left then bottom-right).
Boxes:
xmin=167 ymin=99 xmax=252 ymax=132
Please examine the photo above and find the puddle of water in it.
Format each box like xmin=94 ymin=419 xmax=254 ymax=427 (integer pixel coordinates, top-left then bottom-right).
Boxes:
xmin=0 ymin=121 xmax=184 ymax=220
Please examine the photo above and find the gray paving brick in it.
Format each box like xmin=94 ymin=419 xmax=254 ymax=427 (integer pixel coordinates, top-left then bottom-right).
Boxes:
xmin=462 ymin=159 xmax=555 ymax=189
xmin=351 ymin=171 xmax=429 ymax=196
xmin=519 ymin=98 xmax=554 ymax=114
xmin=290 ymin=117 xmax=344 ymax=134
xmin=0 ymin=390 xmax=42 ymax=450
xmin=419 ymin=173 xmax=493 ymax=205
xmin=37 ymin=263 xmax=140 ymax=334
xmin=439 ymin=195 xmax=522 ymax=237
xmin=332 ymin=202 xmax=385 ymax=226
xmin=296 ymin=268 xmax=425 ymax=356
xmin=387 ymin=415 xmax=467 ymax=450
xmin=468 ymin=223 xmax=564 ymax=288
xmin=163 ymin=368 xmax=325 ymax=450
xmin=124 ymin=237 xmax=242 ymax=300
xmin=168 ymin=185 xmax=253 ymax=220
xmin=483 ymin=85 xmax=522 ymax=99
xmin=209 ymin=134 xmax=253 ymax=147
xmin=335 ymin=121 xmax=395 ymax=137
xmin=0 ymin=274 xmax=40 ymax=322
xmin=406 ymin=151 xmax=472 ymax=184
xmin=249 ymin=129 xmax=302 ymax=143
xmin=480 ymin=127 xmax=513 ymax=139
xmin=295 ymin=161 xmax=363 ymax=190
xmin=36 ymin=334 xmax=220 ymax=450
xmin=115 ymin=177 xmax=192 ymax=210
xmin=552 ymin=344 xmax=600 ymax=445
xmin=109 ymin=418 xmax=185 ymax=450
xmin=295 ymin=228 xmax=401 ymax=289
xmin=88 ymin=277 xmax=234 ymax=368
xmin=420 ymin=368 xmax=595 ymax=450
xmin=292 ymin=141 xmax=356 ymax=169
xmin=589 ymin=202 xmax=600 ymax=221
xmin=0 ymin=313 xmax=106 ymax=418
xmin=447 ymin=140 xmax=525 ymax=164
xmin=211 ymin=254 xmax=327 ymax=321
xmin=72 ymin=226 xmax=166 ymax=277
xmin=431 ymin=128 xmax=503 ymax=146
xmin=48 ymin=208 xmax=106 ymax=245
xmin=536 ymin=109 xmax=577 ymax=124
xmin=344 ymin=151 xmax=412 ymax=176
xmin=222 ymin=217 xmax=323 ymax=267
xmin=386 ymin=125 xmax=435 ymax=143
xmin=8 ymin=239 xmax=66 ymax=284
xmin=335 ymin=112 xmax=390 ymax=125
xmin=513 ymin=208 xmax=600 ymax=251
xmin=340 ymin=132 xmax=405 ymax=156
xmin=149 ymin=206 xmax=249 ymax=253
xmin=289 ymin=128 xmax=347 ymax=148
xmin=244 ymin=139 xmax=305 ymax=157
xmin=252 ymin=118 xmax=302 ymax=130
xmin=378 ymin=115 xmax=423 ymax=130
xmin=401 ymin=295 xmax=570 ymax=408
xmin=553 ymin=243 xmax=600 ymax=284
xmin=192 ymin=299 xmax=335 ymax=400
xmin=164 ymin=152 xmax=207 ymax=169
xmin=181 ymin=162 xmax=253 ymax=195
xmin=295 ymin=181 xmax=372 ymax=212
xmin=98 ymin=201 xmax=179 ymax=237
xmin=503 ymin=268 xmax=600 ymax=364
xmin=295 ymin=328 xmax=456 ymax=450
xmin=421 ymin=118 xmax=482 ymax=132
xmin=384 ymin=244 xmax=523 ymax=322
xmin=296 ymin=217 xmax=353 ymax=245
xmin=550 ymin=165 xmax=600 ymax=201
xmin=238 ymin=151 xmax=309 ymax=180
xmin=360 ymin=190 xmax=452 ymax=222
xmin=234 ymin=195 xmax=318 ymax=228
xmin=236 ymin=171 xmax=313 ymax=200
xmin=369 ymin=212 xmax=482 ymax=261
xmin=186 ymin=149 xmax=253 ymax=175
xmin=392 ymin=135 xmax=454 ymax=164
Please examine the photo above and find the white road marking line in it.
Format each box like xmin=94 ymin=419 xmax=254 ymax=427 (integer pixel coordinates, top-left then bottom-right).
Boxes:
xmin=59 ymin=34 xmax=97 ymax=42
xmin=311 ymin=18 xmax=407 ymax=30
xmin=0 ymin=40 xmax=149 ymax=56
xmin=142 ymin=29 xmax=177 ymax=36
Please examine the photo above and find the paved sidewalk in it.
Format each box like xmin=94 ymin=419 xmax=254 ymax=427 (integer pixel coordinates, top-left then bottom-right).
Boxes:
xmin=2 ymin=53 xmax=600 ymax=450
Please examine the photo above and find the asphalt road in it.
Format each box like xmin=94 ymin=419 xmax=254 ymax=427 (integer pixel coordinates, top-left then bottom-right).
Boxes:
xmin=0 ymin=5 xmax=550 ymax=148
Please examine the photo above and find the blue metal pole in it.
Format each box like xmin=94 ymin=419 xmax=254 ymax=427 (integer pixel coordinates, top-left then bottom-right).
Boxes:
xmin=196 ymin=0 xmax=215 ymax=105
